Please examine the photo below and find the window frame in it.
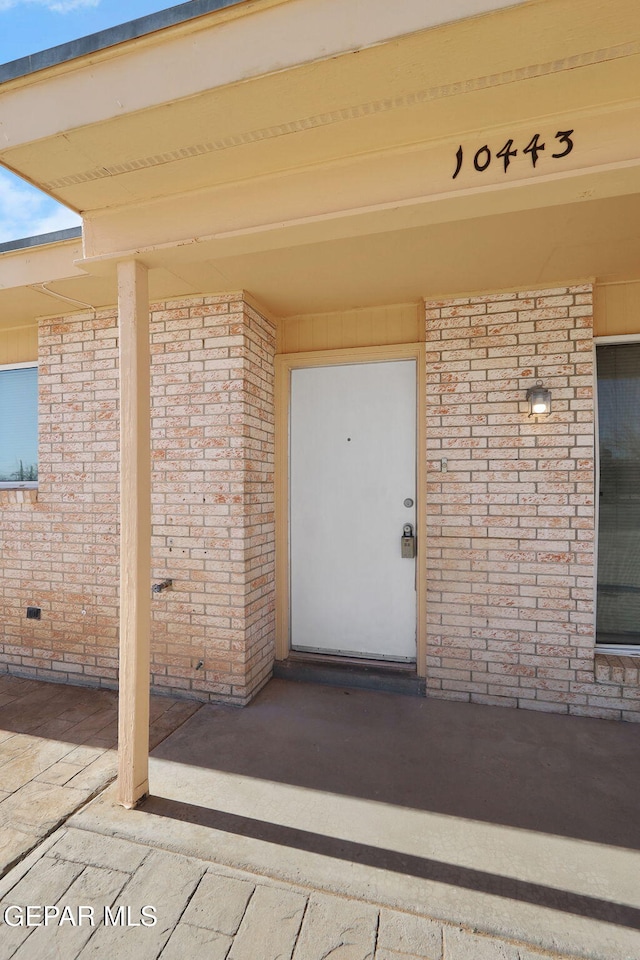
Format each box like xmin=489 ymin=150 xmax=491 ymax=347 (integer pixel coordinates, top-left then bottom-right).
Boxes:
xmin=593 ymin=333 xmax=640 ymax=657
xmin=0 ymin=360 xmax=39 ymax=490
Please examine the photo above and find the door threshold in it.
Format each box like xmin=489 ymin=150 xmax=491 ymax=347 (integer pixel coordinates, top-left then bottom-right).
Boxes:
xmin=273 ymin=653 xmax=426 ymax=697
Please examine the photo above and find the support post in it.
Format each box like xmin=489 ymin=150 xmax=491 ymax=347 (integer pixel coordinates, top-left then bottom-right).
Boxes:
xmin=116 ymin=259 xmax=151 ymax=808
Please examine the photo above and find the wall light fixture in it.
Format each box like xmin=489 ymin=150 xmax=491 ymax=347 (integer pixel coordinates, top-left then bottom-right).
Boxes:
xmin=526 ymin=379 xmax=551 ymax=417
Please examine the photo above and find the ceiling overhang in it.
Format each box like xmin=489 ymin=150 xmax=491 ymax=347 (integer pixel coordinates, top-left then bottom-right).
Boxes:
xmin=3 ymin=186 xmax=640 ymax=323
xmin=1 ymin=0 xmax=640 ymax=321
xmin=1 ymin=0 xmax=638 ymax=218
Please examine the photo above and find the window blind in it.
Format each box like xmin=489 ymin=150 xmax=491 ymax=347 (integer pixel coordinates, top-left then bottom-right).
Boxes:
xmin=596 ymin=343 xmax=640 ymax=644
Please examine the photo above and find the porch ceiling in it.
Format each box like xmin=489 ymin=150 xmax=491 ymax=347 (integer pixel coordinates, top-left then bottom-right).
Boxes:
xmin=3 ymin=189 xmax=640 ymax=324
xmin=2 ymin=0 xmax=640 ymax=321
xmin=0 ymin=236 xmax=115 ymax=329
xmin=160 ymin=191 xmax=640 ymax=316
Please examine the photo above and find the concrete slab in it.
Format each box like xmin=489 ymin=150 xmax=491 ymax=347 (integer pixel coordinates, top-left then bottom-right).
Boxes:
xmin=377 ymin=909 xmax=442 ymax=958
xmin=159 ymin=923 xmax=232 ymax=959
xmin=443 ymin=927 xmax=519 ymax=959
xmin=0 ymin=825 xmax=43 ymax=879
xmin=11 ymin=864 xmax=130 ymax=960
xmin=0 ymin=740 xmax=78 ymax=792
xmin=68 ymin=679 xmax=640 ymax=960
xmin=149 ymin=679 xmax=639 ymax=849
xmin=77 ymin=849 xmax=205 ymax=959
xmin=0 ymin=781 xmax=87 ymax=835
xmin=48 ymin=827 xmax=148 ymax=874
xmin=0 ymin=855 xmax=84 ymax=960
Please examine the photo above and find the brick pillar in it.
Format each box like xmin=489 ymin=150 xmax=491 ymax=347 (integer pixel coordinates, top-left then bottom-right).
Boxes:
xmin=149 ymin=293 xmax=276 ymax=703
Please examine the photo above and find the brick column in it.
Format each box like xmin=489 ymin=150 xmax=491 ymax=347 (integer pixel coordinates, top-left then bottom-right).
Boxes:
xmin=149 ymin=293 xmax=276 ymax=703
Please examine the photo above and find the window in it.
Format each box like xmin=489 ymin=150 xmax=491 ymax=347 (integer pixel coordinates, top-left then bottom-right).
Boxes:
xmin=0 ymin=362 xmax=38 ymax=488
xmin=596 ymin=342 xmax=640 ymax=646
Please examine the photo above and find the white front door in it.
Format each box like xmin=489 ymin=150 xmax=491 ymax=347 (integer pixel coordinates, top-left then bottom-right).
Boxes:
xmin=289 ymin=360 xmax=417 ymax=662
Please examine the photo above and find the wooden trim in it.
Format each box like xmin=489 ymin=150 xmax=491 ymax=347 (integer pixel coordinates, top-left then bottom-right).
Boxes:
xmin=274 ymin=354 xmax=290 ymax=661
xmin=0 ymin=327 xmax=38 ymax=366
xmin=594 ymin=281 xmax=640 ymax=338
xmin=277 ymin=303 xmax=422 ymax=354
xmin=275 ymin=342 xmax=427 ymax=678
xmin=415 ymin=342 xmax=427 ymax=678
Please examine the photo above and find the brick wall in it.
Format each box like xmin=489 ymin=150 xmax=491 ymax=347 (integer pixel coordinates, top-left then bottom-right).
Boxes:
xmin=3 ymin=281 xmax=639 ymax=720
xmin=0 ymin=293 xmax=276 ymax=704
xmin=424 ymin=284 xmax=640 ymax=721
xmin=0 ymin=310 xmax=121 ymax=685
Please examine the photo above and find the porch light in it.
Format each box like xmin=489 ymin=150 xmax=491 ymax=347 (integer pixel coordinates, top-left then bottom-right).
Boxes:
xmin=526 ymin=380 xmax=551 ymax=417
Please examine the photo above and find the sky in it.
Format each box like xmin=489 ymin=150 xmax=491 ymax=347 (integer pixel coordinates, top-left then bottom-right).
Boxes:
xmin=0 ymin=0 xmax=179 ymax=243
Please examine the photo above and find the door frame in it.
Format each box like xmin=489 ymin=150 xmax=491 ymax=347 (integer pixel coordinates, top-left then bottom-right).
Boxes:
xmin=275 ymin=342 xmax=427 ymax=676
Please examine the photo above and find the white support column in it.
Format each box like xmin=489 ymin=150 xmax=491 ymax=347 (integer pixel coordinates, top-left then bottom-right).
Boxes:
xmin=116 ymin=259 xmax=151 ymax=809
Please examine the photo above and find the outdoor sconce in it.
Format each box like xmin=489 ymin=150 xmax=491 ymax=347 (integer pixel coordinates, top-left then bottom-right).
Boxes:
xmin=526 ymin=380 xmax=551 ymax=417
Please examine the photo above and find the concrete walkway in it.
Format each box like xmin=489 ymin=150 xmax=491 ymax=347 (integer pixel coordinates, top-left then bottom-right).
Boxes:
xmin=0 ymin=675 xmax=638 ymax=959
xmin=0 ymin=824 xmax=581 ymax=960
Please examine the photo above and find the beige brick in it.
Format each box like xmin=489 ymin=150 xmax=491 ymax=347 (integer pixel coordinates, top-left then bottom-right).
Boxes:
xmin=0 ymin=297 xmax=276 ymax=705
xmin=422 ymin=285 xmax=636 ymax=721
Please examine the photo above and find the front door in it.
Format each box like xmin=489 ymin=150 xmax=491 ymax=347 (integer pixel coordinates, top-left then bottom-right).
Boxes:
xmin=289 ymin=360 xmax=417 ymax=662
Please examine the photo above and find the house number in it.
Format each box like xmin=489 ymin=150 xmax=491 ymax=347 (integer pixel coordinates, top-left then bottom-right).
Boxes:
xmin=452 ymin=129 xmax=574 ymax=179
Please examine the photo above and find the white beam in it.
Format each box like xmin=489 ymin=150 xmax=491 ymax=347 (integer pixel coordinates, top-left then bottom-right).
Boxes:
xmin=117 ymin=258 xmax=151 ymax=809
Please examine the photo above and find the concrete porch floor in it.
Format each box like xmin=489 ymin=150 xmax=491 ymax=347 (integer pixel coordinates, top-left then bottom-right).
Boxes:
xmin=66 ymin=677 xmax=640 ymax=960
xmin=0 ymin=674 xmax=638 ymax=958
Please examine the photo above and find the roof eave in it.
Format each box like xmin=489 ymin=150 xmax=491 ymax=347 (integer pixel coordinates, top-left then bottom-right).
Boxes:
xmin=0 ymin=0 xmax=250 ymax=85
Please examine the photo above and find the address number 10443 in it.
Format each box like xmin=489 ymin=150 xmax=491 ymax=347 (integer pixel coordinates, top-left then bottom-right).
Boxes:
xmin=452 ymin=129 xmax=574 ymax=179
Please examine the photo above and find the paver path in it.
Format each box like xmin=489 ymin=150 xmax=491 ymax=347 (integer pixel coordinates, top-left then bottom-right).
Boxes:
xmin=0 ymin=675 xmax=199 ymax=874
xmin=0 ymin=826 xmax=580 ymax=960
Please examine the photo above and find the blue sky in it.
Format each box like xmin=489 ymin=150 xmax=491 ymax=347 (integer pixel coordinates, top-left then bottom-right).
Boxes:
xmin=0 ymin=0 xmax=177 ymax=243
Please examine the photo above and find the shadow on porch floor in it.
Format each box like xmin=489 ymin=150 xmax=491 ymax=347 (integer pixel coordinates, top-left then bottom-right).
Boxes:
xmin=72 ymin=677 xmax=640 ymax=960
